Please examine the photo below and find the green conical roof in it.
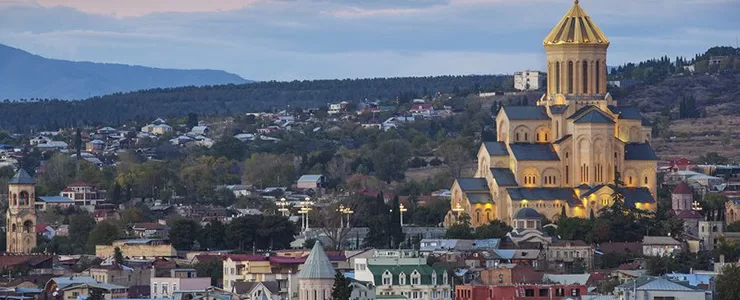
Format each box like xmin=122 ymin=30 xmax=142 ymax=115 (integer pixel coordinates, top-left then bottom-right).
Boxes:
xmin=9 ymin=169 xmax=35 ymax=184
xmin=298 ymin=242 xmax=336 ymax=279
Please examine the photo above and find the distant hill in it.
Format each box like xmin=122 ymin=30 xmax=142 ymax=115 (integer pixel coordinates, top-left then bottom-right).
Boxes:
xmin=0 ymin=44 xmax=249 ymax=100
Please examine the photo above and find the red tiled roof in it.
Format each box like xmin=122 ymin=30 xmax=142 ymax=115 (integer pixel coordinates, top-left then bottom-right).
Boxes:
xmin=269 ymin=256 xmax=305 ymax=265
xmin=194 ymin=254 xmax=226 ymax=264
xmin=226 ymin=254 xmax=268 ymax=262
xmin=676 ymin=210 xmax=704 ymax=219
xmin=0 ymin=255 xmax=53 ymax=269
xmin=673 ymin=182 xmax=693 ymax=195
xmin=36 ymin=224 xmax=50 ymax=232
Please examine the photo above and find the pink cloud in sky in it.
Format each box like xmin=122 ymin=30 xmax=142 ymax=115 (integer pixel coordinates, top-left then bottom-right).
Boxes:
xmin=34 ymin=0 xmax=263 ymax=17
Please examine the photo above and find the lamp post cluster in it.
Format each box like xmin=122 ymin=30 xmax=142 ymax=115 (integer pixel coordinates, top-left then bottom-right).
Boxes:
xmin=298 ymin=197 xmax=313 ymax=232
xmin=337 ymin=204 xmax=354 ymax=228
xmin=278 ymin=197 xmax=290 ymax=217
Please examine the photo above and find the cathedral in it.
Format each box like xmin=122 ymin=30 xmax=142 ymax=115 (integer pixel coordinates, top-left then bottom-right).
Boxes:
xmin=444 ymin=0 xmax=658 ymax=228
xmin=5 ymin=169 xmax=38 ymax=253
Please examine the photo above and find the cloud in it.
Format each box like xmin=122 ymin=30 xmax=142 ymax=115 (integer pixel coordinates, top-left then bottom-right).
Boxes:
xmin=0 ymin=0 xmax=738 ymax=80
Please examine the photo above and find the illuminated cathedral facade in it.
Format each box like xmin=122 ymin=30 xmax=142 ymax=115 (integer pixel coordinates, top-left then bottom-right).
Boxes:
xmin=444 ymin=0 xmax=658 ymax=228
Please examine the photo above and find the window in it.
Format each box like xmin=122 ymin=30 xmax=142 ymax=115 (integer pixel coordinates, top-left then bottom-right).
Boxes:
xmin=516 ymin=133 xmax=520 ymax=141
xmin=525 ymin=133 xmax=528 ymax=141
xmin=162 ymin=284 xmax=169 ymax=295
xmin=595 ymin=61 xmax=601 ymax=93
xmin=555 ymin=288 xmax=565 ymax=296
xmin=399 ymin=272 xmax=406 ymax=285
xmin=567 ymin=61 xmax=574 ymax=94
xmin=539 ymin=289 xmax=549 ymax=297
xmin=443 ymin=272 xmax=448 ymax=285
xmin=582 ymin=61 xmax=589 ymax=93
xmin=431 ymin=271 xmax=437 ymax=285
xmin=653 ymin=297 xmax=676 ymax=300
xmin=571 ymin=289 xmax=580 ymax=297
xmin=498 ymin=274 xmax=504 ymax=283
xmin=153 ymin=284 xmax=158 ymax=296
xmin=524 ymin=289 xmax=535 ymax=297
xmin=644 ymin=176 xmax=648 ymax=185
xmin=382 ymin=271 xmax=392 ymax=285
xmin=411 ymin=271 xmax=421 ymax=285
xmin=555 ymin=62 xmax=561 ymax=93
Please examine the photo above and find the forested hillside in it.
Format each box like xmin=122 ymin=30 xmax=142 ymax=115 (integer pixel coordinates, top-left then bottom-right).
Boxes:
xmin=0 ymin=75 xmax=512 ymax=131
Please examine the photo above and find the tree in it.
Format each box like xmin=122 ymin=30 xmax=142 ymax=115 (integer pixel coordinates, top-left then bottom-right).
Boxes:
xmin=727 ymin=221 xmax=740 ymax=232
xmin=389 ymin=196 xmax=404 ymax=248
xmin=556 ymin=217 xmax=593 ymax=241
xmin=243 ymin=153 xmax=297 ymax=187
xmin=87 ymin=222 xmax=121 ymax=253
xmin=646 ymin=256 xmax=679 ymax=276
xmin=169 ymin=219 xmax=202 ymax=250
xmin=444 ymin=214 xmax=475 ymax=239
xmin=475 ymin=220 xmax=512 ymax=239
xmin=114 ymin=247 xmax=124 ymax=264
xmin=69 ymin=214 xmax=95 ymax=253
xmin=716 ymin=264 xmax=740 ymax=300
xmin=199 ymin=220 xmax=226 ymax=250
xmin=194 ymin=259 xmax=224 ymax=286
xmin=303 ymin=238 xmax=317 ymax=249
xmin=330 ymin=271 xmax=352 ymax=300
xmin=187 ymin=112 xmax=199 ymax=130
xmin=371 ymin=140 xmax=411 ymax=183
xmin=212 ymin=136 xmax=247 ymax=161
xmin=75 ymin=128 xmax=82 ymax=159
xmin=437 ymin=138 xmax=472 ymax=177
xmin=698 ymin=152 xmax=729 ymax=165
xmin=87 ymin=288 xmax=105 ymax=300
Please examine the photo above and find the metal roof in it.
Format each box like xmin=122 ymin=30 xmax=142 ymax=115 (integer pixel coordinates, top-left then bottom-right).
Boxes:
xmin=513 ymin=208 xmax=541 ymax=220
xmin=608 ymin=105 xmax=644 ymax=120
xmin=298 ymin=175 xmax=324 ymax=182
xmin=455 ymin=178 xmax=489 ymax=192
xmin=38 ymin=196 xmax=74 ymax=203
xmin=573 ymin=110 xmax=614 ymax=124
xmin=490 ymin=168 xmax=518 ymax=186
xmin=624 ymin=143 xmax=658 ymax=160
xmin=502 ymin=106 xmax=550 ymax=120
xmin=482 ymin=142 xmax=509 ymax=156
xmin=642 ymin=236 xmax=681 ymax=245
xmin=465 ymin=193 xmax=493 ymax=204
xmin=9 ymin=169 xmax=35 ymax=184
xmin=550 ymin=105 xmax=569 ymax=114
xmin=507 ymin=188 xmax=579 ymax=206
xmin=508 ymin=143 xmax=560 ymax=161
xmin=298 ymin=242 xmax=336 ymax=279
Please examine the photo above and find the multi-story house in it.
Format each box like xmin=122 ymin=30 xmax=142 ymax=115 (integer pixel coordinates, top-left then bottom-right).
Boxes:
xmin=87 ymin=263 xmax=151 ymax=288
xmin=353 ymin=256 xmax=451 ymax=300
xmin=60 ymin=182 xmax=107 ymax=207
xmin=222 ymin=255 xmax=271 ymax=292
xmin=150 ymin=269 xmax=211 ymax=299
xmin=545 ymin=240 xmax=594 ymax=272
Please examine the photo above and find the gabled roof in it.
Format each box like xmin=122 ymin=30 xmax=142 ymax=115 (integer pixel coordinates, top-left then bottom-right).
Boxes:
xmin=481 ymin=142 xmax=509 ymax=156
xmin=549 ymin=105 xmax=568 ymax=114
xmin=38 ymin=196 xmax=74 ymax=203
xmin=618 ymin=276 xmax=701 ymax=292
xmin=673 ymin=182 xmax=692 ymax=195
xmin=508 ymin=143 xmax=560 ymax=161
xmin=642 ymin=236 xmax=681 ymax=245
xmin=298 ymin=242 xmax=336 ymax=279
xmin=455 ymin=178 xmax=489 ymax=192
xmin=9 ymin=169 xmax=35 ymax=184
xmin=607 ymin=105 xmax=643 ymax=120
xmin=490 ymin=168 xmax=518 ymax=186
xmin=581 ymin=185 xmax=655 ymax=206
xmin=573 ymin=110 xmax=614 ymax=124
xmin=501 ymin=106 xmax=550 ymax=120
xmin=554 ymin=134 xmax=572 ymax=144
xmin=298 ymin=175 xmax=324 ymax=182
xmin=624 ymin=143 xmax=658 ymax=160
xmin=465 ymin=193 xmax=493 ymax=204
xmin=507 ymin=188 xmax=579 ymax=206
xmin=366 ymin=264 xmax=446 ymax=286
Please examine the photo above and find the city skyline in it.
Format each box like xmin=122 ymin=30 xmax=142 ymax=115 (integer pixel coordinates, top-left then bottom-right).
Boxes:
xmin=1 ymin=0 xmax=739 ymax=80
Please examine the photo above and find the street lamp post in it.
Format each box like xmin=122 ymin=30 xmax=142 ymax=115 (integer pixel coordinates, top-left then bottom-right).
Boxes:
xmin=337 ymin=204 xmax=354 ymax=229
xmin=278 ymin=197 xmax=290 ymax=217
xmin=299 ymin=197 xmax=313 ymax=232
xmin=399 ymin=203 xmax=407 ymax=226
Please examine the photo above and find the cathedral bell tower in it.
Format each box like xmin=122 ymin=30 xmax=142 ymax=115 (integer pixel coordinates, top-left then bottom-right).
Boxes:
xmin=6 ymin=169 xmax=37 ymax=253
xmin=541 ymin=0 xmax=613 ymax=109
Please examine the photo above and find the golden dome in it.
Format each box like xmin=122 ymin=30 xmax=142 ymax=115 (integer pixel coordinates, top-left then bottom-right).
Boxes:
xmin=544 ymin=0 xmax=609 ymax=46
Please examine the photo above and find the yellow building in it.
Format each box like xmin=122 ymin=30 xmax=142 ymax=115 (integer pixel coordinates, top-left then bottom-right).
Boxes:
xmin=6 ymin=169 xmax=38 ymax=253
xmin=444 ymin=0 xmax=658 ymax=227
xmin=96 ymin=239 xmax=177 ymax=258
xmin=221 ymin=255 xmax=272 ymax=292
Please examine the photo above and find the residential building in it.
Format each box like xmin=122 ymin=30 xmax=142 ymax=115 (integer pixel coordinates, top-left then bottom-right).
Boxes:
xmin=296 ymin=175 xmax=326 ymax=190
xmin=191 ymin=126 xmax=210 ymax=135
xmin=222 ymin=255 xmax=271 ymax=291
xmin=130 ymin=222 xmax=169 ymax=239
xmin=615 ymin=276 xmax=706 ymax=300
xmin=96 ymin=239 xmax=177 ymax=259
xmin=141 ymin=123 xmax=173 ymax=135
xmin=409 ymin=104 xmax=434 ymax=117
xmin=514 ymin=70 xmax=545 ymax=91
xmin=87 ymin=263 xmax=151 ymax=287
xmin=354 ymin=256 xmax=452 ymax=300
xmin=151 ymin=269 xmax=211 ymax=299
xmin=725 ymin=199 xmax=740 ymax=224
xmin=699 ymin=220 xmax=724 ymax=251
xmin=44 ymin=276 xmax=128 ymax=300
xmin=60 ymin=182 xmax=107 ymax=206
xmin=328 ymin=102 xmax=349 ymax=114
xmin=36 ymin=196 xmax=75 ymax=211
xmin=455 ymin=284 xmax=586 ymax=300
xmin=86 ymin=139 xmax=106 ymax=153
xmin=232 ymin=281 xmax=281 ymax=300
xmin=443 ymin=1 xmax=657 ymax=228
xmin=641 ymin=236 xmax=682 ymax=257
xmin=479 ymin=264 xmax=542 ymax=285
xmin=546 ymin=240 xmax=594 ymax=271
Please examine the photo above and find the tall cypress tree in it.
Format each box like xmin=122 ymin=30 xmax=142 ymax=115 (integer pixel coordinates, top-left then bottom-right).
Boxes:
xmin=75 ymin=128 xmax=82 ymax=159
xmin=331 ymin=271 xmax=352 ymax=300
xmin=389 ymin=196 xmax=404 ymax=248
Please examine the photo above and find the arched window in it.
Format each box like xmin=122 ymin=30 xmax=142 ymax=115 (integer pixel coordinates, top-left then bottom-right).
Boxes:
xmin=582 ymin=61 xmax=589 ymax=93
xmin=565 ymin=165 xmax=569 ymax=184
xmin=11 ymin=224 xmax=17 ymax=232
xmin=524 ymin=133 xmax=528 ymax=141
xmin=516 ymin=133 xmax=520 ymax=141
xmin=23 ymin=220 xmax=33 ymax=233
xmin=595 ymin=61 xmax=601 ymax=94
xmin=555 ymin=62 xmax=561 ymax=93
xmin=567 ymin=61 xmax=574 ymax=94
xmin=19 ymin=191 xmax=29 ymax=206
xmin=644 ymin=176 xmax=649 ymax=185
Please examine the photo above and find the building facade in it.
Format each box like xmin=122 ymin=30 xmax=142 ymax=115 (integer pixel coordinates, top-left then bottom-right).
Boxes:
xmin=514 ymin=71 xmax=546 ymax=91
xmin=444 ymin=0 xmax=657 ymax=227
xmin=354 ymin=257 xmax=452 ymax=300
xmin=151 ymin=269 xmax=211 ymax=299
xmin=6 ymin=169 xmax=38 ymax=253
xmin=298 ymin=242 xmax=336 ymax=300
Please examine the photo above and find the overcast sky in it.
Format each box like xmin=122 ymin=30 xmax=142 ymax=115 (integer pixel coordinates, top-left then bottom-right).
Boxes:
xmin=1 ymin=0 xmax=739 ymax=81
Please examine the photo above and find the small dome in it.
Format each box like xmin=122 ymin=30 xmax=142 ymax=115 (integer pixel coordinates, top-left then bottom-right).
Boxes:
xmin=672 ymin=182 xmax=692 ymax=195
xmin=514 ymin=208 xmax=542 ymax=220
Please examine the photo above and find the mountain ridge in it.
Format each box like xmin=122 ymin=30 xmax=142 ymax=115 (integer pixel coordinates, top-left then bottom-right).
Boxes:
xmin=0 ymin=44 xmax=249 ymax=100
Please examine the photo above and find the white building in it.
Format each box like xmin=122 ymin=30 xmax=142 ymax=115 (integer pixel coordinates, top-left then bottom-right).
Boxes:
xmin=353 ymin=256 xmax=452 ymax=300
xmin=615 ymin=276 xmax=706 ymax=300
xmin=641 ymin=236 xmax=682 ymax=257
xmin=514 ymin=70 xmax=545 ymax=91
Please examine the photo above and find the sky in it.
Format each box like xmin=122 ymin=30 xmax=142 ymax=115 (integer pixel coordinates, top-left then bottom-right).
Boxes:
xmin=1 ymin=0 xmax=739 ymax=81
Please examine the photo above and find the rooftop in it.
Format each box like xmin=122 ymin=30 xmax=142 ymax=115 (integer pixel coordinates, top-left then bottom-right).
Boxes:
xmin=544 ymin=0 xmax=609 ymax=46
xmin=9 ymin=169 xmax=35 ymax=185
xmin=508 ymin=143 xmax=560 ymax=161
xmin=298 ymin=242 xmax=336 ymax=279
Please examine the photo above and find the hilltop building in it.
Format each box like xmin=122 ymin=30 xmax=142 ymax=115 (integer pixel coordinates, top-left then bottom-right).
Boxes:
xmin=6 ymin=169 xmax=38 ymax=253
xmin=514 ymin=70 xmax=546 ymax=91
xmin=444 ymin=0 xmax=657 ymax=227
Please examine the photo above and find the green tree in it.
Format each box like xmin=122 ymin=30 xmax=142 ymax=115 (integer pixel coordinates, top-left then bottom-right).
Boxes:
xmin=186 ymin=112 xmax=199 ymax=130
xmin=212 ymin=136 xmax=247 ymax=161
xmin=698 ymin=152 xmax=729 ymax=165
xmin=330 ymin=271 xmax=352 ymax=300
xmin=437 ymin=138 xmax=472 ymax=177
xmin=69 ymin=214 xmax=95 ymax=252
xmin=194 ymin=259 xmax=224 ymax=286
xmin=646 ymin=256 xmax=680 ymax=276
xmin=475 ymin=220 xmax=512 ymax=239
xmin=243 ymin=153 xmax=297 ymax=188
xmin=371 ymin=139 xmax=411 ymax=183
xmin=169 ymin=219 xmax=202 ymax=250
xmin=556 ymin=217 xmax=593 ymax=241
xmin=444 ymin=214 xmax=475 ymax=239
xmin=114 ymin=247 xmax=124 ymax=264
xmin=87 ymin=222 xmax=121 ymax=253
xmin=727 ymin=221 xmax=740 ymax=232
xmin=389 ymin=196 xmax=404 ymax=248
xmin=75 ymin=128 xmax=82 ymax=159
xmin=716 ymin=264 xmax=740 ymax=300
xmin=199 ymin=220 xmax=226 ymax=250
